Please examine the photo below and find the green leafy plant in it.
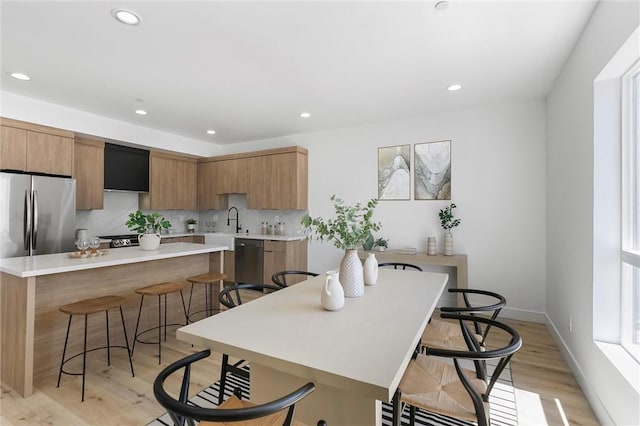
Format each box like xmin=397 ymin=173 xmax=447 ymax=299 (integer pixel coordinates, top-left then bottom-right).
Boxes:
xmin=439 ymin=203 xmax=461 ymax=233
xmin=301 ymin=195 xmax=381 ymax=250
xmin=186 ymin=218 xmax=197 ymax=225
xmin=126 ymin=209 xmax=171 ymax=234
xmin=374 ymin=237 xmax=389 ymax=248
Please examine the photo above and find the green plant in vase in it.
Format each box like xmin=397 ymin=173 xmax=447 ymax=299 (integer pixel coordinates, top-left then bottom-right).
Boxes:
xmin=302 ymin=195 xmax=381 ymax=297
xmin=374 ymin=237 xmax=389 ymax=252
xmin=126 ymin=209 xmax=171 ymax=234
xmin=438 ymin=203 xmax=461 ymax=256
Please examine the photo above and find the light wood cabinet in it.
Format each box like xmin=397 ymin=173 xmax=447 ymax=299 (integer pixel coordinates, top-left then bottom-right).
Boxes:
xmin=74 ymin=136 xmax=104 ymax=210
xmin=0 ymin=125 xmax=27 ymax=170
xmin=197 ymin=146 xmax=308 ymax=211
xmin=1 ymin=118 xmax=74 ymax=176
xmin=262 ymin=239 xmax=308 ymax=285
xmin=197 ymin=160 xmax=227 ymax=210
xmin=161 ymin=235 xmax=204 ymax=244
xmin=146 ymin=151 xmax=198 ymax=210
xmin=215 ymin=158 xmax=248 ymax=194
xmin=248 ymin=149 xmax=308 ymax=210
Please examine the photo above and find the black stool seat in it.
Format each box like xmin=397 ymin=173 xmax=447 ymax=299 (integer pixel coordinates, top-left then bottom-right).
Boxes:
xmin=186 ymin=272 xmax=227 ymax=322
xmin=132 ymin=281 xmax=188 ymax=364
xmin=57 ymin=295 xmax=134 ymax=401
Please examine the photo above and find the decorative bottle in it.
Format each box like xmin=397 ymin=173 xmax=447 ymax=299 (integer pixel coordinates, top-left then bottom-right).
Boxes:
xmin=363 ymin=252 xmax=379 ymax=285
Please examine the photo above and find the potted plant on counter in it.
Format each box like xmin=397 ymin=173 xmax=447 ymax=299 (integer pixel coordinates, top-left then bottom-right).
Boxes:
xmin=302 ymin=195 xmax=381 ymax=297
xmin=374 ymin=237 xmax=389 ymax=252
xmin=186 ymin=218 xmax=197 ymax=233
xmin=126 ymin=209 xmax=171 ymax=250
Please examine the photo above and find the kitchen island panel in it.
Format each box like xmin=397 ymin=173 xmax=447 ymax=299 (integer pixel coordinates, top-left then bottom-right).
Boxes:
xmin=0 ymin=243 xmax=226 ymax=397
xmin=0 ymin=274 xmax=36 ymax=397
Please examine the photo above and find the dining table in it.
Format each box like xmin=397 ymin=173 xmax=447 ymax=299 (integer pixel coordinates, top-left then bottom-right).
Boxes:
xmin=177 ymin=267 xmax=448 ymax=426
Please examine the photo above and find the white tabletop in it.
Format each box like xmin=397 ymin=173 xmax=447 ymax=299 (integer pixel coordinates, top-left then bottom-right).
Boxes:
xmin=177 ymin=268 xmax=448 ymax=402
xmin=0 ymin=242 xmax=227 ymax=278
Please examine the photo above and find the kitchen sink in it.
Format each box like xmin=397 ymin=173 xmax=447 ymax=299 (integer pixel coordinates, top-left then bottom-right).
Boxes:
xmin=203 ymin=233 xmax=235 ymax=251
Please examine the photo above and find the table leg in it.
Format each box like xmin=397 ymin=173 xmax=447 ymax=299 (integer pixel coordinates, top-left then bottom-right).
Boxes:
xmin=251 ymin=363 xmax=381 ymax=426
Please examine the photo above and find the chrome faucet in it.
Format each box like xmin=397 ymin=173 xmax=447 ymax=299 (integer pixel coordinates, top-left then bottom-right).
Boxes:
xmin=227 ymin=206 xmax=241 ymax=233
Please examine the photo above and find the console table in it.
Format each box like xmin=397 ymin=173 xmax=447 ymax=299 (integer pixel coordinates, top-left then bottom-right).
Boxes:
xmin=358 ymin=250 xmax=467 ymax=305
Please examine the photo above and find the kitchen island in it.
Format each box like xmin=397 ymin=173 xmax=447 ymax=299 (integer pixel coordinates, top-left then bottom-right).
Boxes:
xmin=0 ymin=243 xmax=228 ymax=397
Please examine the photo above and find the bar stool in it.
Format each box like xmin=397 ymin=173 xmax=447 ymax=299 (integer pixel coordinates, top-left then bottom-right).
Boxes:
xmin=57 ymin=295 xmax=135 ymax=402
xmin=132 ymin=281 xmax=188 ymax=364
xmin=185 ymin=272 xmax=227 ymax=322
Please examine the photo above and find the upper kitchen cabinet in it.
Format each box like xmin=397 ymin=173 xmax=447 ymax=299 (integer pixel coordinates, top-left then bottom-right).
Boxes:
xmin=0 ymin=118 xmax=74 ymax=176
xmin=216 ymin=158 xmax=248 ymax=194
xmin=145 ymin=151 xmax=198 ymax=210
xmin=197 ymin=160 xmax=227 ymax=210
xmin=74 ymin=135 xmax=105 ymax=210
xmin=247 ymin=147 xmax=308 ymax=210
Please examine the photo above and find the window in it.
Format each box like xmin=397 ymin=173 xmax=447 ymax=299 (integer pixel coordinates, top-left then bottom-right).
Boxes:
xmin=621 ymin=60 xmax=640 ymax=362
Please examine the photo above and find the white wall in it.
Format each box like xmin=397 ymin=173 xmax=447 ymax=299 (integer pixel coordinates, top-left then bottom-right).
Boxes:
xmin=545 ymin=1 xmax=639 ymax=424
xmin=223 ymin=99 xmax=547 ymax=319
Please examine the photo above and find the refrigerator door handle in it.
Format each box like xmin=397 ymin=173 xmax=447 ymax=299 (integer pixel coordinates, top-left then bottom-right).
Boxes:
xmin=32 ymin=190 xmax=38 ymax=250
xmin=24 ymin=189 xmax=31 ymax=250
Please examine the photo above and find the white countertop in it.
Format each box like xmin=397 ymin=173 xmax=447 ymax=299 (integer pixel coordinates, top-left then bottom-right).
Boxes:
xmin=0 ymin=242 xmax=227 ymax=278
xmin=97 ymin=232 xmax=305 ymax=242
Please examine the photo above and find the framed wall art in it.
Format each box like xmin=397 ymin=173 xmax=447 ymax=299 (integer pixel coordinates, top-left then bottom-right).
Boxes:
xmin=414 ymin=140 xmax=451 ymax=200
xmin=378 ymin=144 xmax=411 ymax=200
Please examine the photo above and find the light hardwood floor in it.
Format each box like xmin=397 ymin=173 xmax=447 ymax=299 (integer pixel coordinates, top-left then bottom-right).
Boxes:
xmin=1 ymin=316 xmax=599 ymax=425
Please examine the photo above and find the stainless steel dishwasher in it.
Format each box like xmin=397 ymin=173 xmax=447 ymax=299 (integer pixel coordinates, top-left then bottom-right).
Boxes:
xmin=235 ymin=238 xmax=264 ymax=284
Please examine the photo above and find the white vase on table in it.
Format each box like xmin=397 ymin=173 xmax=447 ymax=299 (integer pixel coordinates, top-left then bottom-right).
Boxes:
xmin=363 ymin=252 xmax=378 ymax=285
xmin=340 ymin=249 xmax=365 ymax=297
xmin=321 ymin=270 xmax=344 ymax=311
xmin=443 ymin=232 xmax=453 ymax=256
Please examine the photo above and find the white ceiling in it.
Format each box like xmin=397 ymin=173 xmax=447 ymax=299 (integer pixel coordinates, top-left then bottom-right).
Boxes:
xmin=1 ymin=1 xmax=597 ymax=145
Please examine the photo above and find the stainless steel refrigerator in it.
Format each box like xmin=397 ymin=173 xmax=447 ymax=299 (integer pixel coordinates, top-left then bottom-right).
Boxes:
xmin=0 ymin=172 xmax=76 ymax=258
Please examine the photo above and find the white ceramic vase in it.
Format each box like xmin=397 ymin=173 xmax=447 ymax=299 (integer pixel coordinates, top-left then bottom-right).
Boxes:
xmin=139 ymin=233 xmax=161 ymax=250
xmin=427 ymin=236 xmax=437 ymax=255
xmin=444 ymin=232 xmax=454 ymax=256
xmin=340 ymin=249 xmax=364 ymax=297
xmin=321 ymin=270 xmax=344 ymax=311
xmin=363 ymin=252 xmax=378 ymax=285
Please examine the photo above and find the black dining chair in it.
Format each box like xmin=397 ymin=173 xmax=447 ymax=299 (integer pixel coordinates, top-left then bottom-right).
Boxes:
xmin=153 ymin=349 xmax=318 ymax=426
xmin=378 ymin=262 xmax=423 ymax=271
xmin=271 ymin=270 xmax=319 ymax=288
xmin=421 ymin=288 xmax=507 ymax=380
xmin=393 ymin=313 xmax=522 ymax=426
xmin=217 ymin=283 xmax=282 ymax=405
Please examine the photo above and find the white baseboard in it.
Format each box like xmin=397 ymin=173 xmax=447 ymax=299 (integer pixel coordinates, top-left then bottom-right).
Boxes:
xmin=500 ymin=307 xmax=546 ymax=323
xmin=545 ymin=315 xmax=613 ymax=425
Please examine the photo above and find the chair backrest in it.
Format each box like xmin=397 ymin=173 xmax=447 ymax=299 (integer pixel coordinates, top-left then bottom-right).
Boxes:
xmin=424 ymin=313 xmax=522 ymax=397
xmin=219 ymin=283 xmax=282 ymax=309
xmin=378 ymin=262 xmax=423 ymax=271
xmin=272 ymin=270 xmax=319 ymax=288
xmin=441 ymin=289 xmax=507 ymax=342
xmin=153 ymin=349 xmax=315 ymax=426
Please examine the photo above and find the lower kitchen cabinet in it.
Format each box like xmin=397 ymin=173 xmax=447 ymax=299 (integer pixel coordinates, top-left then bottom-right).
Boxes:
xmin=161 ymin=235 xmax=204 ymax=244
xmin=263 ymin=239 xmax=308 ymax=285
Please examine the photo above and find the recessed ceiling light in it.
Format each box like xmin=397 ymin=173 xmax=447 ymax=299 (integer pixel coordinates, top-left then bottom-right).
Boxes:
xmin=435 ymin=1 xmax=449 ymax=11
xmin=447 ymin=84 xmax=462 ymax=91
xmin=135 ymin=109 xmax=147 ymax=115
xmin=299 ymin=112 xmax=311 ymax=118
xmin=10 ymin=72 xmax=31 ymax=81
xmin=112 ymin=9 xmax=141 ymax=25
xmin=206 ymin=130 xmax=216 ymax=135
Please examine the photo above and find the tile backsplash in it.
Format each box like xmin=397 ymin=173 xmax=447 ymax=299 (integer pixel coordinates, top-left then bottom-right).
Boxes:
xmin=76 ymin=192 xmax=307 ymax=237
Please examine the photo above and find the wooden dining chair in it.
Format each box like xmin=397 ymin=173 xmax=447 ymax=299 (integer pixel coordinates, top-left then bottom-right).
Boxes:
xmin=153 ymin=349 xmax=319 ymax=426
xmin=271 ymin=270 xmax=319 ymax=288
xmin=393 ymin=313 xmax=522 ymax=426
xmin=217 ymin=283 xmax=282 ymax=405
xmin=378 ymin=262 xmax=423 ymax=271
